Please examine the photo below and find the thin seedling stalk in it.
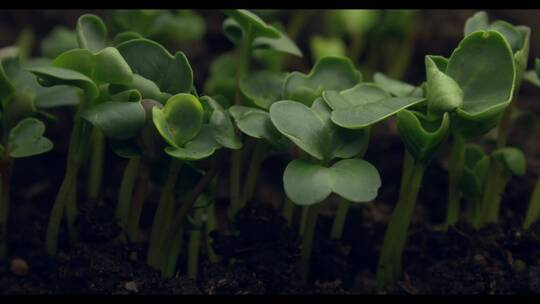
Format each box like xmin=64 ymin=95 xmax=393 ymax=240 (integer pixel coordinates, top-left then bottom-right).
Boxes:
xmin=205 ymin=202 xmax=220 ymax=264
xmin=187 ymin=207 xmax=204 ymax=280
xmin=446 ymin=134 xmax=465 ymax=226
xmin=239 ymin=141 xmax=266 ymax=208
xmin=377 ymin=151 xmax=425 ymax=287
xmin=299 ymin=205 xmax=309 ymax=237
xmin=524 ymin=177 xmax=540 ymax=229
xmin=0 ymin=157 xmax=13 ymax=258
xmin=126 ymin=159 xmax=150 ymax=243
xmin=147 ymin=159 xmax=183 ymax=268
xmin=87 ymin=128 xmax=105 ymax=202
xmin=299 ymin=203 xmax=321 ymax=286
xmin=282 ymin=197 xmax=295 ymax=228
xmin=115 ymin=156 xmax=141 ymax=240
xmin=330 ymin=199 xmax=350 ymax=240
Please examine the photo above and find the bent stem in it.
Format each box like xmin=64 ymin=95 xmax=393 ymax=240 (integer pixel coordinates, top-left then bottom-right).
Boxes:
xmin=115 ymin=156 xmax=141 ymax=240
xmin=299 ymin=203 xmax=321 ymax=286
xmin=0 ymin=157 xmax=13 ymax=258
xmin=187 ymin=207 xmax=204 ymax=280
xmin=446 ymin=134 xmax=465 ymax=226
xmin=524 ymin=177 xmax=540 ymax=229
xmin=126 ymin=159 xmax=150 ymax=243
xmin=377 ymin=153 xmax=425 ymax=287
xmin=147 ymin=159 xmax=183 ymax=268
xmin=87 ymin=128 xmax=105 ymax=202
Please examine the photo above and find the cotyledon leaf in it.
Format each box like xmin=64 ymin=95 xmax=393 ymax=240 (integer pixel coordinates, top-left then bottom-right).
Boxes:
xmin=164 ymin=125 xmax=222 ymax=161
xmin=239 ymin=71 xmax=285 ymax=110
xmin=229 ymin=105 xmax=283 ymax=146
xmin=28 ymin=66 xmax=99 ymax=100
xmin=283 ymin=158 xmax=381 ymax=206
xmin=76 ymin=14 xmax=107 ymax=52
xmin=8 ymin=118 xmax=53 ymax=158
xmin=80 ymin=101 xmax=146 ymax=140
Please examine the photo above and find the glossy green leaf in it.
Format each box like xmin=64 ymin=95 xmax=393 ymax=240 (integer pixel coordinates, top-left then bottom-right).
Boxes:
xmin=80 ymin=101 xmax=146 ymax=140
xmin=109 ymin=74 xmax=169 ymax=102
xmin=113 ymin=32 xmax=143 ymax=46
xmin=34 ymin=85 xmax=82 ymax=108
xmin=40 ymin=27 xmax=79 ymax=59
xmin=239 ymin=71 xmax=285 ymax=109
xmin=152 ymin=93 xmax=203 ymax=148
xmin=76 ymin=14 xmax=107 ymax=52
xmin=8 ymin=118 xmax=53 ymax=158
xmin=270 ymin=98 xmax=367 ymax=161
xmin=229 ymin=105 xmax=284 ymax=146
xmin=283 ymin=158 xmax=381 ymax=206
xmin=202 ymin=96 xmax=242 ymax=150
xmin=223 ymin=9 xmax=281 ymax=40
xmin=324 ymin=83 xmax=425 ymax=129
xmin=165 ymin=125 xmax=221 ymax=161
xmin=373 ymin=72 xmax=423 ymax=98
xmin=117 ymin=38 xmax=193 ymax=94
xmin=283 ymin=56 xmax=361 ymax=105
xmin=28 ymin=66 xmax=99 ymax=100
xmin=397 ymin=110 xmax=450 ymax=162
xmin=492 ymin=147 xmax=526 ymax=176
xmin=51 ymin=47 xmax=132 ymax=86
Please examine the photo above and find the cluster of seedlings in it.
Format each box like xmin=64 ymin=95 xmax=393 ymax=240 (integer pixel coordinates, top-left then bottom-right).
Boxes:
xmin=0 ymin=9 xmax=540 ymax=290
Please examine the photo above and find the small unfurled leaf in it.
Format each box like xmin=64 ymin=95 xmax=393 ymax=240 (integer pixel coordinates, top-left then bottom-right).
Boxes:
xmin=229 ymin=105 xmax=284 ymax=146
xmin=8 ymin=118 xmax=53 ymax=158
xmin=373 ymin=72 xmax=423 ymax=98
xmin=152 ymin=93 xmax=203 ymax=148
xmin=81 ymin=101 xmax=146 ymax=140
xmin=239 ymin=71 xmax=285 ymax=109
xmin=76 ymin=14 xmax=107 ymax=52
xmin=324 ymin=83 xmax=424 ymax=129
xmin=283 ymin=158 xmax=381 ymax=206
xmin=202 ymin=96 xmax=242 ymax=150
xmin=283 ymin=56 xmax=361 ymax=105
xmin=397 ymin=110 xmax=450 ymax=162
xmin=270 ymin=98 xmax=366 ymax=161
xmin=164 ymin=125 xmax=221 ymax=161
xmin=28 ymin=66 xmax=99 ymax=100
xmin=425 ymin=56 xmax=463 ymax=115
xmin=492 ymin=147 xmax=526 ymax=177
xmin=117 ymin=38 xmax=193 ymax=94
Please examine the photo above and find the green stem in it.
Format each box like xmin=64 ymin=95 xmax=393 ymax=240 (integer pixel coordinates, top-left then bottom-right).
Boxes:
xmin=147 ymin=159 xmax=183 ymax=269
xmin=187 ymin=207 xmax=204 ymax=280
xmin=299 ymin=203 xmax=321 ymax=286
xmin=87 ymin=128 xmax=105 ymax=202
xmin=377 ymin=156 xmax=425 ymax=287
xmin=283 ymin=197 xmax=295 ymax=228
xmin=65 ymin=180 xmax=78 ymax=243
xmin=398 ymin=150 xmax=414 ymax=201
xmin=228 ymin=149 xmax=242 ymax=218
xmin=162 ymin=223 xmax=184 ymax=278
xmin=205 ymin=202 xmax=220 ymax=263
xmin=115 ymin=156 xmax=141 ymax=240
xmin=524 ymin=176 xmax=540 ymax=229
xmin=330 ymin=199 xmax=350 ymax=240
xmin=239 ymin=142 xmax=266 ymax=208
xmin=126 ymin=160 xmax=150 ymax=243
xmin=299 ymin=205 xmax=309 ymax=237
xmin=0 ymin=157 xmax=13 ymax=258
xmin=446 ymin=134 xmax=465 ymax=226
xmin=46 ymin=116 xmax=91 ymax=256
xmin=479 ymin=160 xmax=506 ymax=226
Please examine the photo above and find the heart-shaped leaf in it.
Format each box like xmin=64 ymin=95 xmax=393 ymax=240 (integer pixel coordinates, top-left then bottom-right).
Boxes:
xmin=397 ymin=110 xmax=450 ymax=162
xmin=76 ymin=14 xmax=107 ymax=52
xmin=270 ymin=98 xmax=367 ymax=162
xmin=116 ymin=38 xmax=193 ymax=94
xmin=152 ymin=93 xmax=203 ymax=148
xmin=51 ymin=47 xmax=133 ymax=86
xmin=323 ymin=83 xmax=425 ymax=129
xmin=373 ymin=72 xmax=423 ymax=98
xmin=283 ymin=56 xmax=361 ymax=105
xmin=80 ymin=101 xmax=146 ymax=140
xmin=202 ymin=96 xmax=242 ymax=150
xmin=492 ymin=147 xmax=526 ymax=177
xmin=283 ymin=158 xmax=381 ymax=206
xmin=8 ymin=118 xmax=53 ymax=158
xmin=229 ymin=105 xmax=284 ymax=147
xmin=239 ymin=71 xmax=285 ymax=109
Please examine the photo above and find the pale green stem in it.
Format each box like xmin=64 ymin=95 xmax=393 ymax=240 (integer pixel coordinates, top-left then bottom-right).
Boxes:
xmin=162 ymin=224 xmax=184 ymax=278
xmin=187 ymin=207 xmax=204 ymax=280
xmin=524 ymin=176 xmax=540 ymax=229
xmin=205 ymin=202 xmax=219 ymax=263
xmin=147 ymin=159 xmax=183 ymax=268
xmin=299 ymin=205 xmax=309 ymax=237
xmin=87 ymin=128 xmax=105 ymax=202
xmin=446 ymin=134 xmax=465 ymax=226
xmin=377 ymin=154 xmax=425 ymax=287
xmin=239 ymin=142 xmax=266 ymax=209
xmin=330 ymin=199 xmax=350 ymax=240
xmin=115 ymin=156 xmax=141 ymax=240
xmin=299 ymin=203 xmax=321 ymax=286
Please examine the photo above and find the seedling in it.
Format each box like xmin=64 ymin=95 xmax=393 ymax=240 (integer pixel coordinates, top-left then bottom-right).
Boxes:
xmin=377 ymin=29 xmax=516 ymax=286
xmin=0 ymin=47 xmax=58 ymax=258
